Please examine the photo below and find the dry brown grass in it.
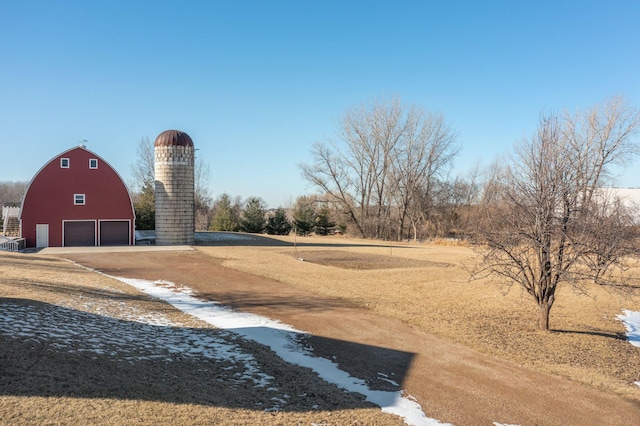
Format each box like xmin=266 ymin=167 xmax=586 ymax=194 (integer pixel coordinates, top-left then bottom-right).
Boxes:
xmin=0 ymin=251 xmax=404 ymax=425
xmin=3 ymin=235 xmax=640 ymax=424
xmin=0 ymin=396 xmax=397 ymax=426
xmin=196 ymin=234 xmax=640 ymax=402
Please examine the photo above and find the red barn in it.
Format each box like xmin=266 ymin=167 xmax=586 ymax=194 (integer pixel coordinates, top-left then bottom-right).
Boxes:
xmin=20 ymin=146 xmax=135 ymax=248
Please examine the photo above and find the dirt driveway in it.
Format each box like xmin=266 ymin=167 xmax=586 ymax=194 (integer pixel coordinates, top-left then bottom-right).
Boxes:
xmin=62 ymin=248 xmax=640 ymax=425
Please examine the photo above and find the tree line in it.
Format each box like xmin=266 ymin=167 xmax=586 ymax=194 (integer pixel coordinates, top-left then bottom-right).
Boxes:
xmin=204 ymin=193 xmax=338 ymax=236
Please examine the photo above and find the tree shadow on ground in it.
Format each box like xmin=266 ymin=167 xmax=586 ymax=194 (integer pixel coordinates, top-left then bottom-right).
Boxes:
xmin=551 ymin=328 xmax=628 ymax=341
xmin=0 ymin=298 xmax=415 ymax=413
xmin=0 ymin=277 xmax=154 ymax=303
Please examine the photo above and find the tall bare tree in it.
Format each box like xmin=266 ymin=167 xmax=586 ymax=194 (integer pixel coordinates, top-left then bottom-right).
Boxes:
xmin=388 ymin=108 xmax=458 ymax=240
xmin=301 ymin=142 xmax=366 ymax=236
xmin=130 ymin=137 xmax=155 ymax=193
xmin=474 ymin=97 xmax=640 ymax=331
xmin=300 ymin=97 xmax=458 ymax=239
xmin=194 ymin=157 xmax=212 ymax=230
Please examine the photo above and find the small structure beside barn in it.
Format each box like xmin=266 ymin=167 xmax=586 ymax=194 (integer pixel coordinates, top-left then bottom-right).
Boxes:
xmin=2 ymin=205 xmax=20 ymax=237
xmin=19 ymin=145 xmax=135 ymax=248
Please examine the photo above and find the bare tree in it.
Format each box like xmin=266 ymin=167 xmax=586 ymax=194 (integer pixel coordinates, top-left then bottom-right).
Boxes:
xmin=130 ymin=137 xmax=155 ymax=193
xmin=425 ymin=175 xmax=479 ymax=239
xmin=0 ymin=181 xmax=29 ymax=206
xmin=129 ymin=137 xmax=157 ymax=230
xmin=194 ymin=157 xmax=212 ymax=230
xmin=474 ymin=97 xmax=640 ymax=331
xmin=388 ymin=109 xmax=459 ymax=240
xmin=301 ymin=142 xmax=367 ymax=237
xmin=326 ymin=98 xmax=405 ymax=238
xmin=300 ymin=97 xmax=459 ymax=239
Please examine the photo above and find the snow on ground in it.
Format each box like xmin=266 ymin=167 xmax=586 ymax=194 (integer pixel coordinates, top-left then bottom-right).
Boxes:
xmin=194 ymin=231 xmax=257 ymax=243
xmin=58 ymin=287 xmax=180 ymax=326
xmin=110 ymin=274 xmax=446 ymax=426
xmin=617 ymin=309 xmax=640 ymax=388
xmin=618 ymin=310 xmax=640 ymax=348
xmin=135 ymin=231 xmax=258 ymax=245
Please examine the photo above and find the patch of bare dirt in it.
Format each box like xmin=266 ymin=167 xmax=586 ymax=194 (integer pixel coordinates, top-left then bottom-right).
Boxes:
xmin=294 ymin=249 xmax=451 ymax=270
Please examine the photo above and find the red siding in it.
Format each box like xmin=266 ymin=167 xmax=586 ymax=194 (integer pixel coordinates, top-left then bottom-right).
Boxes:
xmin=20 ymin=147 xmax=135 ymax=247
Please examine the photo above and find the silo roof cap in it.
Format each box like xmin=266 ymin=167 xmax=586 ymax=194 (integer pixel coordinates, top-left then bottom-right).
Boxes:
xmin=154 ymin=130 xmax=194 ymax=147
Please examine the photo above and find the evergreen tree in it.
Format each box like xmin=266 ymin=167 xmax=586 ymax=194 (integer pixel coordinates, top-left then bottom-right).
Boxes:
xmin=293 ymin=197 xmax=316 ymax=236
xmin=209 ymin=193 xmax=240 ymax=232
xmin=315 ymin=206 xmax=336 ymax=235
xmin=265 ymin=207 xmax=292 ymax=235
xmin=240 ymin=197 xmax=266 ymax=233
xmin=133 ymin=181 xmax=155 ymax=230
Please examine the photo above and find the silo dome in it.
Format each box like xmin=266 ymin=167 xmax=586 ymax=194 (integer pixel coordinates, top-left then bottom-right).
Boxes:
xmin=154 ymin=130 xmax=194 ymax=147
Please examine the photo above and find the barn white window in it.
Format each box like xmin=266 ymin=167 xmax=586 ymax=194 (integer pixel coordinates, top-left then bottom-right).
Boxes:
xmin=60 ymin=158 xmax=70 ymax=168
xmin=89 ymin=158 xmax=98 ymax=169
xmin=74 ymin=194 xmax=86 ymax=205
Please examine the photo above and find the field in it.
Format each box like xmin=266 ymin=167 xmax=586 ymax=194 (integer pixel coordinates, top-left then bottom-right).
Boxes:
xmin=2 ymin=233 xmax=640 ymax=425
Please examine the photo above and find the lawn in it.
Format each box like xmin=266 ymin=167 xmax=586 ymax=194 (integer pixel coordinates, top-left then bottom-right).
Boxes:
xmin=196 ymin=234 xmax=640 ymax=401
xmin=2 ymin=233 xmax=640 ymax=425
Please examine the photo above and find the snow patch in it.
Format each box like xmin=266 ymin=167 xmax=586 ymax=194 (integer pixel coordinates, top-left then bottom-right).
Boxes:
xmin=195 ymin=231 xmax=256 ymax=243
xmin=618 ymin=309 xmax=640 ymax=348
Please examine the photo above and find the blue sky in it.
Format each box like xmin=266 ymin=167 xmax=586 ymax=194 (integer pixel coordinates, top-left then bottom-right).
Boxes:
xmin=2 ymin=1 xmax=639 ymax=207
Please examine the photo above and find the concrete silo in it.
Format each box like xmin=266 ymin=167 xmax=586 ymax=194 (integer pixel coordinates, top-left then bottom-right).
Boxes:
xmin=154 ymin=130 xmax=195 ymax=245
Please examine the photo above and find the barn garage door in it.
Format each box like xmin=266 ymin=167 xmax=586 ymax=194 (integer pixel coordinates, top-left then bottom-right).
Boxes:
xmin=99 ymin=221 xmax=129 ymax=246
xmin=64 ymin=221 xmax=96 ymax=246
